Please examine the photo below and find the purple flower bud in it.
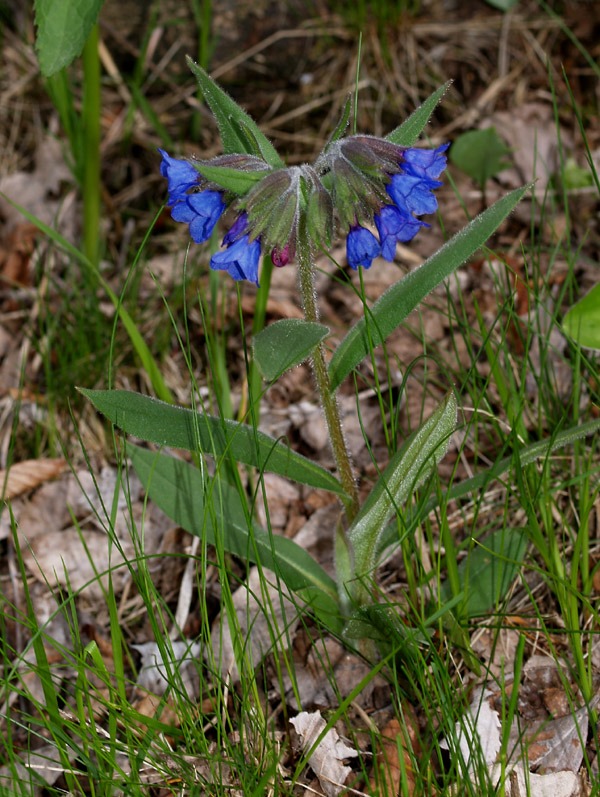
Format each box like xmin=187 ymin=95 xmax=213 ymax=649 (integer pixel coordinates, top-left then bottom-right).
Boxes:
xmin=158 ymin=149 xmax=200 ymax=206
xmin=211 ymin=233 xmax=262 ymax=286
xmin=346 ymin=224 xmax=380 ymax=270
xmin=272 ymin=243 xmax=293 ymax=268
xmin=170 ymin=191 xmax=226 ymax=243
xmin=375 ymin=205 xmax=428 ymax=261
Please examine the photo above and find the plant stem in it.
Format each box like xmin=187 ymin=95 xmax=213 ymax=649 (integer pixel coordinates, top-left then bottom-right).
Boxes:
xmin=81 ymin=23 xmax=101 ymax=267
xmin=296 ymin=217 xmax=360 ymax=523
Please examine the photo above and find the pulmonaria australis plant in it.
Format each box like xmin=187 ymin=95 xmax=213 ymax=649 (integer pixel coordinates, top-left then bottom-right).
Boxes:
xmin=83 ymin=59 xmax=529 ymax=650
xmin=159 ymin=137 xmax=449 ymax=285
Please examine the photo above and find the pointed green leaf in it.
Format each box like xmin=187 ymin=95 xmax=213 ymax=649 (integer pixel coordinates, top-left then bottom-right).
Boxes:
xmin=129 ymin=444 xmax=339 ymax=606
xmin=35 ymin=0 xmax=104 ymax=76
xmin=346 ymin=393 xmax=456 ymax=606
xmin=186 ymin=57 xmax=284 ymax=168
xmin=323 ymin=95 xmax=352 ymax=151
xmin=253 ymin=320 xmax=330 ymax=381
xmin=562 ymin=283 xmax=600 ymax=351
xmin=193 ymin=163 xmax=271 ymax=195
xmin=439 ymin=528 xmax=527 ymax=617
xmin=386 ymin=82 xmax=451 ymax=147
xmin=79 ymin=388 xmax=346 ymax=498
xmin=376 ymin=417 xmax=600 ymax=558
xmin=328 ymin=184 xmax=530 ymax=391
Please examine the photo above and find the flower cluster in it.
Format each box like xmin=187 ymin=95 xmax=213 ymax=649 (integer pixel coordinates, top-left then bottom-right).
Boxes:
xmin=158 ymin=138 xmax=448 ymax=286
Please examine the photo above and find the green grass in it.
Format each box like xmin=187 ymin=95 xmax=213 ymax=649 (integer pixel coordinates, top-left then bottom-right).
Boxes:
xmin=2 ymin=4 xmax=600 ymax=796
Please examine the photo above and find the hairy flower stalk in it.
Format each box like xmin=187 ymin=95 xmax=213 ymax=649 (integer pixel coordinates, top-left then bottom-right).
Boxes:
xmin=296 ymin=214 xmax=360 ymax=524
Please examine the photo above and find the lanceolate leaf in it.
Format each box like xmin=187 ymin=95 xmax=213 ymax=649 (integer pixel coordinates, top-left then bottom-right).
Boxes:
xmin=79 ymin=388 xmax=346 ymax=498
xmin=253 ymin=320 xmax=330 ymax=381
xmin=35 ymin=0 xmax=104 ymax=76
xmin=186 ymin=58 xmax=284 ymax=169
xmin=345 ymin=393 xmax=456 ymax=607
xmin=129 ymin=445 xmax=338 ymax=605
xmin=328 ymin=184 xmax=530 ymax=391
xmin=386 ymin=82 xmax=452 ymax=147
xmin=376 ymin=416 xmax=600 ymax=558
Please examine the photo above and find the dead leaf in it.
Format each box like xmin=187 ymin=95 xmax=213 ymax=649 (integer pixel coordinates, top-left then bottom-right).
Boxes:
xmin=491 ymin=763 xmax=587 ymax=797
xmin=290 ymin=710 xmax=359 ymax=797
xmin=0 ymin=458 xmax=66 ymax=500
xmin=522 ymin=701 xmax=593 ymax=773
xmin=441 ymin=688 xmax=501 ymax=777
xmin=132 ymin=639 xmax=202 ymax=698
xmin=369 ymin=704 xmax=421 ymax=797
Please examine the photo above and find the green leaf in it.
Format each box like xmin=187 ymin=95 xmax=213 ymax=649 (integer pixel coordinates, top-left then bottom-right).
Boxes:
xmin=35 ymin=0 xmax=104 ymax=76
xmin=450 ymin=127 xmax=512 ymax=188
xmin=253 ymin=320 xmax=330 ymax=381
xmin=346 ymin=392 xmax=456 ymax=607
xmin=377 ymin=417 xmax=600 ymax=558
xmin=79 ymin=388 xmax=347 ymax=498
xmin=439 ymin=528 xmax=527 ymax=617
xmin=562 ymin=283 xmax=600 ymax=351
xmin=186 ymin=57 xmax=284 ymax=169
xmin=328 ymin=184 xmax=530 ymax=391
xmin=386 ymin=82 xmax=451 ymax=147
xmin=193 ymin=163 xmax=271 ymax=195
xmin=129 ymin=445 xmax=339 ymax=611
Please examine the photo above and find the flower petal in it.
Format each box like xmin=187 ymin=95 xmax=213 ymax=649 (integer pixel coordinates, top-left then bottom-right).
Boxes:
xmin=346 ymin=225 xmax=380 ymax=270
xmin=158 ymin=149 xmax=199 ymax=206
xmin=210 ymin=235 xmax=262 ymax=285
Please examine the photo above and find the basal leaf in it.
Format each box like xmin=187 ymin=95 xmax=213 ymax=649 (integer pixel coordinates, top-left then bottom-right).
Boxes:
xmin=562 ymin=283 xmax=600 ymax=351
xmin=129 ymin=445 xmax=339 ymax=606
xmin=79 ymin=388 xmax=346 ymax=497
xmin=328 ymin=184 xmax=530 ymax=391
xmin=346 ymin=392 xmax=456 ymax=608
xmin=253 ymin=320 xmax=330 ymax=381
xmin=438 ymin=528 xmax=527 ymax=617
xmin=186 ymin=58 xmax=284 ymax=168
xmin=35 ymin=0 xmax=104 ymax=76
xmin=386 ymin=82 xmax=451 ymax=147
xmin=376 ymin=417 xmax=600 ymax=558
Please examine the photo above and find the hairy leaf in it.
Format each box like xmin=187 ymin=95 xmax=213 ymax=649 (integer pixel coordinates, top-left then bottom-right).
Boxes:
xmin=35 ymin=0 xmax=104 ymax=76
xmin=79 ymin=388 xmax=346 ymax=497
xmin=253 ymin=320 xmax=330 ymax=381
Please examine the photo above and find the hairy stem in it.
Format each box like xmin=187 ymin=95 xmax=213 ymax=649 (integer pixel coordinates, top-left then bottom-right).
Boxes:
xmin=296 ymin=217 xmax=360 ymax=523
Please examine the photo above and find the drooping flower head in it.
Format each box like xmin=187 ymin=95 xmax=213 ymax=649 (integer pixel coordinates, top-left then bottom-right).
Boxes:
xmin=158 ymin=132 xmax=448 ymax=284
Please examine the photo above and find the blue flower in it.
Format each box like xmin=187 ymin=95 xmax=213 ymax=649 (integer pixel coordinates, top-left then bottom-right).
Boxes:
xmin=158 ymin=149 xmax=200 ymax=206
xmin=387 ymin=173 xmax=441 ymax=217
xmin=374 ymin=205 xmax=428 ymax=261
xmin=170 ymin=191 xmax=226 ymax=243
xmin=346 ymin=225 xmax=380 ymax=270
xmin=222 ymin=212 xmax=249 ymax=246
xmin=401 ymin=143 xmax=450 ymax=180
xmin=211 ymin=232 xmax=262 ymax=285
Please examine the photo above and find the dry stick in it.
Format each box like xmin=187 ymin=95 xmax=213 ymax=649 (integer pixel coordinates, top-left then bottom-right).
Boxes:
xmin=296 ymin=216 xmax=360 ymax=524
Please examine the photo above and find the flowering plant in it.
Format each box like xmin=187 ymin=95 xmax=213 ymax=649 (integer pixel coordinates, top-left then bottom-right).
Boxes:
xmin=82 ymin=60 xmax=533 ymax=647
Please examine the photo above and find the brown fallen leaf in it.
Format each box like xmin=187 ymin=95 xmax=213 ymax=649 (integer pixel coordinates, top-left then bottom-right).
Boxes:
xmin=369 ymin=703 xmax=422 ymax=797
xmin=0 ymin=458 xmax=66 ymax=500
